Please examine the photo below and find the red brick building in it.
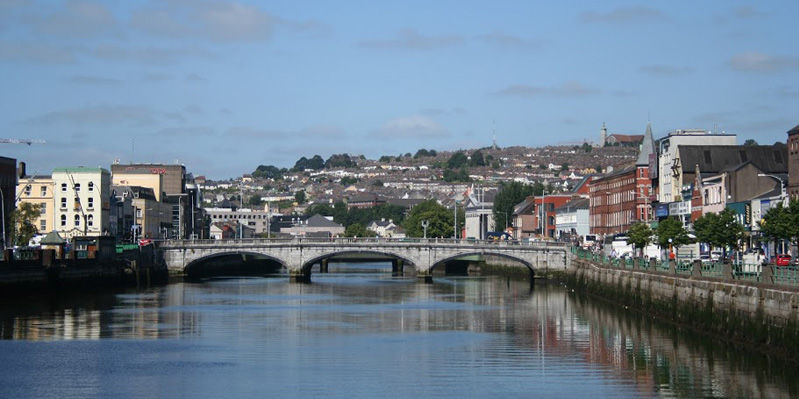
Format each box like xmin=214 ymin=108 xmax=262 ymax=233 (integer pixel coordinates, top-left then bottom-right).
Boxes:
xmin=788 ymin=124 xmax=799 ymax=200
xmin=533 ymin=194 xmax=573 ymax=238
xmin=589 ymin=122 xmax=655 ymax=236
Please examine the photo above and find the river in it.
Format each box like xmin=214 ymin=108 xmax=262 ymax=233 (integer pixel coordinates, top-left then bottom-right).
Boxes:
xmin=0 ymin=262 xmax=795 ymax=399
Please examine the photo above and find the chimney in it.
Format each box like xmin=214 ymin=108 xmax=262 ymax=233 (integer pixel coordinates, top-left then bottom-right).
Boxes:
xmin=17 ymin=161 xmax=26 ymax=179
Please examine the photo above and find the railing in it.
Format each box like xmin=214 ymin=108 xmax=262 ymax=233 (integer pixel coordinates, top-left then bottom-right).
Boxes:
xmin=161 ymin=237 xmax=570 ymax=249
xmin=570 ymin=246 xmax=799 ymax=289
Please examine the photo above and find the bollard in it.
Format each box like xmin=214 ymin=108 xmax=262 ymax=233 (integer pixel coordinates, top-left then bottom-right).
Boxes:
xmin=692 ymin=260 xmax=702 ymax=277
xmin=669 ymin=259 xmax=676 ymax=274
xmin=761 ymin=264 xmax=774 ymax=285
xmin=722 ymin=261 xmax=734 ymax=280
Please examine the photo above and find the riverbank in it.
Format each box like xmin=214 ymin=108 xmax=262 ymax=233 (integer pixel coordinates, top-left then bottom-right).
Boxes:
xmin=566 ymin=257 xmax=799 ymax=362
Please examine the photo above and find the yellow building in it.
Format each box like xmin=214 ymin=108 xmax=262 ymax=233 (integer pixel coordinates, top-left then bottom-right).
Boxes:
xmin=16 ymin=174 xmax=55 ymax=236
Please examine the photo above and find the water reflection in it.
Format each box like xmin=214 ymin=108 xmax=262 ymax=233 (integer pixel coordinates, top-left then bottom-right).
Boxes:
xmin=0 ymin=266 xmax=795 ymax=398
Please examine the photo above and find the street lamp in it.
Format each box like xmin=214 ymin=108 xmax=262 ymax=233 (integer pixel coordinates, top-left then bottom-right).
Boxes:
xmin=540 ymin=190 xmax=548 ymax=238
xmin=421 ymin=220 xmax=429 ymax=239
xmin=757 ymin=173 xmax=787 ymax=205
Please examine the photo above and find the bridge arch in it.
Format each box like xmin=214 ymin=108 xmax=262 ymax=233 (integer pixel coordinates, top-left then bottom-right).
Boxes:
xmin=431 ymin=250 xmax=536 ymax=277
xmin=183 ymin=250 xmax=288 ymax=277
xmin=300 ymin=249 xmax=418 ymax=275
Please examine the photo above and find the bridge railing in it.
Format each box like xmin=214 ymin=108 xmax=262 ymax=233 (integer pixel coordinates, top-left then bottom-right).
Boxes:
xmin=570 ymin=246 xmax=799 ymax=289
xmin=161 ymin=237 xmax=569 ymax=249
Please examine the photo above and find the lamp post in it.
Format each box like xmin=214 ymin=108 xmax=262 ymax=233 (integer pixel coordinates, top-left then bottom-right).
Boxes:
xmin=421 ymin=220 xmax=429 ymax=239
xmin=453 ymin=201 xmax=458 ymax=239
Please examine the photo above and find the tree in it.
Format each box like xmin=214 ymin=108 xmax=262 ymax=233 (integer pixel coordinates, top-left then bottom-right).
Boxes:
xmin=760 ymin=200 xmax=799 ymax=252
xmin=560 ymin=162 xmax=569 ymax=171
xmin=743 ymin=139 xmax=758 ymax=146
xmin=305 ymin=203 xmax=335 ymax=217
xmin=248 ymin=195 xmax=263 ymax=206
xmin=252 ymin=164 xmax=286 ymax=180
xmin=443 ymin=168 xmax=470 ymax=182
xmin=372 ymin=179 xmax=384 ymax=187
xmin=627 ymin=222 xmax=653 ymax=256
xmin=581 ymin=142 xmax=593 ymax=153
xmin=293 ymin=155 xmax=324 ymax=171
xmin=470 ymin=150 xmax=486 ymax=167
xmin=655 ymin=217 xmax=692 ymax=250
xmin=402 ymin=200 xmax=459 ymax=238
xmin=694 ymin=208 xmax=744 ymax=255
xmin=325 ymin=154 xmax=356 ymax=169
xmin=340 ymin=176 xmax=359 ymax=186
xmin=12 ymin=202 xmax=42 ymax=247
xmin=492 ymin=182 xmax=537 ymax=231
xmin=379 ymin=155 xmax=393 ymax=163
xmin=294 ymin=190 xmax=307 ymax=204
xmin=344 ymin=223 xmax=376 ymax=238
xmin=447 ymin=152 xmax=469 ymax=169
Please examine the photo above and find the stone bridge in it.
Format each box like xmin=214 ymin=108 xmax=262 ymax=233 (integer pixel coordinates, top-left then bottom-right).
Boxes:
xmin=160 ymin=237 xmax=570 ymax=281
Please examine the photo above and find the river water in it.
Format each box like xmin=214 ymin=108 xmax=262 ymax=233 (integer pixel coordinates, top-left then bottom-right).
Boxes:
xmin=0 ymin=263 xmax=796 ymax=399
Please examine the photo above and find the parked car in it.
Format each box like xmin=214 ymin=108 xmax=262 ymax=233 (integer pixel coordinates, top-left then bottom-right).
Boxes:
xmin=775 ymin=254 xmax=792 ymax=266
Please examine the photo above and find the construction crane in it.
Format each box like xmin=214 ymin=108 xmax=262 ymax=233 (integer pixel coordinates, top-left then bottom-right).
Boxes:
xmin=0 ymin=139 xmax=45 ymax=145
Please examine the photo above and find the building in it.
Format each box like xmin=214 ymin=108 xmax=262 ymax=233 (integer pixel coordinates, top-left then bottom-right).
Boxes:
xmin=17 ymin=171 xmax=53 ymax=239
xmin=787 ymin=124 xmax=799 ymax=200
xmin=206 ymin=204 xmax=273 ymax=236
xmin=590 ymin=122 xmax=656 ymax=236
xmin=111 ymin=162 xmax=203 ymax=239
xmin=554 ymin=198 xmax=590 ymax=239
xmin=606 ymin=134 xmax=644 ymax=147
xmin=367 ymin=219 xmax=397 ymax=237
xmin=0 ymin=157 xmax=15 ymax=248
xmin=533 ymin=194 xmax=573 ymax=239
xmin=347 ymin=193 xmax=385 ymax=209
xmin=657 ymin=129 xmax=737 ymax=203
xmin=51 ymin=167 xmax=111 ymax=239
xmin=464 ymin=186 xmax=495 ymax=240
xmin=279 ymin=214 xmax=344 ymax=237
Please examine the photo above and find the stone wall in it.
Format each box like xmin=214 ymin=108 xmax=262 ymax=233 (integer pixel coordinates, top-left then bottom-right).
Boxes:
xmin=568 ymin=259 xmax=799 ymax=360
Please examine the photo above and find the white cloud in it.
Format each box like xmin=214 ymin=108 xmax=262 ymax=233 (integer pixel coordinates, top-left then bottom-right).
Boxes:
xmin=0 ymin=40 xmax=75 ymax=64
xmin=155 ymin=126 xmax=215 ymax=137
xmin=360 ymin=29 xmax=463 ymax=50
xmin=495 ymin=81 xmax=600 ymax=98
xmin=638 ymin=64 xmax=693 ymax=76
xmin=26 ymin=105 xmax=165 ymax=127
xmin=131 ymin=1 xmax=274 ymax=42
xmin=372 ymin=115 xmax=449 ymax=138
xmin=34 ymin=0 xmax=116 ymax=38
xmin=579 ymin=6 xmax=665 ymax=24
xmin=729 ymin=52 xmax=799 ymax=73
xmin=475 ymin=32 xmax=544 ymax=50
xmin=69 ymin=75 xmax=121 ymax=85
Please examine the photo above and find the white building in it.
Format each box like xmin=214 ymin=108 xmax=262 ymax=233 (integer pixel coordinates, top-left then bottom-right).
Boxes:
xmin=51 ymin=167 xmax=111 ymax=239
xmin=205 ymin=204 xmax=274 ymax=235
xmin=657 ymin=129 xmax=736 ymax=203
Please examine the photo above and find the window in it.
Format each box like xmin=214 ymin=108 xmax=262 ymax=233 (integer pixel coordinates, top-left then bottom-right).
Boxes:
xmin=61 ymin=198 xmax=67 ymax=209
xmin=88 ymin=197 xmax=94 ymax=209
xmin=61 ymin=183 xmax=67 ymax=192
xmin=40 ymin=220 xmax=46 ymax=231
xmin=41 ymin=186 xmax=47 ymax=196
xmin=88 ymin=182 xmax=94 ymax=192
xmin=74 ymin=215 xmax=80 ymax=227
xmin=60 ymin=215 xmax=66 ymax=226
xmin=136 ymin=208 xmax=142 ymax=218
xmin=74 ymin=183 xmax=80 ymax=191
xmin=40 ymin=203 xmax=46 ymax=215
xmin=24 ymin=185 xmax=31 ymax=196
xmin=87 ymin=215 xmax=94 ymax=227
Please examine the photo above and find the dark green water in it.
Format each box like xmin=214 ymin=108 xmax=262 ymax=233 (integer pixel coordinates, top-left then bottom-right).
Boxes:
xmin=0 ymin=263 xmax=795 ymax=399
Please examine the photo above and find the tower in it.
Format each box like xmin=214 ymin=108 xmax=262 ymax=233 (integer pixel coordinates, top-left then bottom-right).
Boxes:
xmin=600 ymin=122 xmax=607 ymax=147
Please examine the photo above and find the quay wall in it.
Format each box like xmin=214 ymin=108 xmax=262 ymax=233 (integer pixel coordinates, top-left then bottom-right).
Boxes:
xmin=568 ymin=258 xmax=799 ymax=360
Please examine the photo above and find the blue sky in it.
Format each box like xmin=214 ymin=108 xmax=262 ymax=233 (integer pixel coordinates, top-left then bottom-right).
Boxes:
xmin=1 ymin=1 xmax=797 ymax=179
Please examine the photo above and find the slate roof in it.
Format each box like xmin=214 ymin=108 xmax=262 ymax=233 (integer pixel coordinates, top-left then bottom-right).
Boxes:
xmin=787 ymin=124 xmax=799 ymax=136
xmin=636 ymin=122 xmax=656 ymax=166
xmin=40 ymin=230 xmax=65 ymax=245
xmin=554 ymin=197 xmax=589 ymax=212
xmin=677 ymin=145 xmax=787 ymax=174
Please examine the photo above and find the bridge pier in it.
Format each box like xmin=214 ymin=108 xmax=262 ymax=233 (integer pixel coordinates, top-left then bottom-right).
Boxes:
xmin=289 ymin=270 xmax=311 ymax=283
xmin=391 ymin=259 xmax=403 ymax=275
xmin=319 ymin=259 xmax=329 ymax=273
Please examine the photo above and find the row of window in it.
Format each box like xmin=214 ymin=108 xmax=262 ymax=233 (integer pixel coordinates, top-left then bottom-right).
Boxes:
xmin=24 ymin=182 xmax=96 ymax=196
xmin=59 ymin=214 xmax=94 ymax=227
xmin=209 ymin=214 xmax=269 ymax=220
xmin=59 ymin=197 xmax=95 ymax=209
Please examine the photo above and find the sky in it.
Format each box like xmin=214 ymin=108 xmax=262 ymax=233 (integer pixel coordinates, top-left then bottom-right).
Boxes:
xmin=0 ymin=1 xmax=797 ymax=179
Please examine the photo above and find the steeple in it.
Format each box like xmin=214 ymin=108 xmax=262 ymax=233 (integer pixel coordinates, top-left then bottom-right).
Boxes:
xmin=636 ymin=120 xmax=656 ymax=166
xmin=492 ymin=119 xmax=498 ymax=150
